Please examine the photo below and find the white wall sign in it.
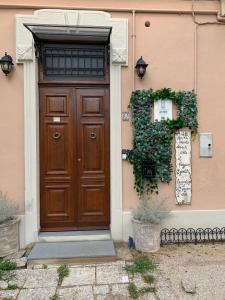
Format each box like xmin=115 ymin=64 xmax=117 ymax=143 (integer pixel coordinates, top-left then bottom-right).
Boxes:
xmin=154 ymin=99 xmax=172 ymax=121
xmin=175 ymin=131 xmax=192 ymax=204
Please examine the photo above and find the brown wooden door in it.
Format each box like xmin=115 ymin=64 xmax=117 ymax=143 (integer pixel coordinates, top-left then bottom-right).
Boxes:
xmin=40 ymin=87 xmax=110 ymax=231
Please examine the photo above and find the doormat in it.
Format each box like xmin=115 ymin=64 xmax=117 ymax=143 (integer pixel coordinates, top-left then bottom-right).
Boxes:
xmin=28 ymin=240 xmax=116 ymax=263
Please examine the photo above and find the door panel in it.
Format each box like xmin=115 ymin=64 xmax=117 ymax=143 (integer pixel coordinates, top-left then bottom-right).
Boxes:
xmin=40 ymin=87 xmax=110 ymax=230
xmin=40 ymin=88 xmax=75 ymax=230
xmin=76 ymin=88 xmax=110 ymax=228
xmin=45 ymin=95 xmax=68 ymax=116
xmin=82 ymin=96 xmax=104 ymax=116
xmin=46 ymin=123 xmax=70 ymax=175
xmin=44 ymin=184 xmax=70 ymax=217
xmin=83 ymin=124 xmax=104 ymax=172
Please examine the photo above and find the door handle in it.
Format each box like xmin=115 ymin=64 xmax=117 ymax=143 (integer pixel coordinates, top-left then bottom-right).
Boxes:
xmin=52 ymin=131 xmax=61 ymax=140
xmin=90 ymin=132 xmax=97 ymax=139
xmin=77 ymin=158 xmax=81 ymax=162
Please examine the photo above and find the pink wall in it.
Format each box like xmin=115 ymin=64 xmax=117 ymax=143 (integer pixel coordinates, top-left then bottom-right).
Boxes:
xmin=116 ymin=9 xmax=225 ymax=211
xmin=0 ymin=9 xmax=30 ymax=209
xmin=0 ymin=1 xmax=225 ymax=212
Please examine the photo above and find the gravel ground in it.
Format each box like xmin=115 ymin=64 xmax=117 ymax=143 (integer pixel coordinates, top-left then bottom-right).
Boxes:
xmin=117 ymin=242 xmax=225 ymax=299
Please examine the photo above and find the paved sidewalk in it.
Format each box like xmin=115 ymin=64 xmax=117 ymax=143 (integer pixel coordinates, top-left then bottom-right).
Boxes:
xmin=0 ymin=260 xmax=157 ymax=300
xmin=2 ymin=243 xmax=225 ymax=299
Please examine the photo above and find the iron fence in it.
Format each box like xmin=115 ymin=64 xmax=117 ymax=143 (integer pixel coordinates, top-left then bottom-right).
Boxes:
xmin=160 ymin=227 xmax=225 ymax=245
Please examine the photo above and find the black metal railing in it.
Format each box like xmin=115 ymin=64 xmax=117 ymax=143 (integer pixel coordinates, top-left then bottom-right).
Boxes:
xmin=161 ymin=227 xmax=225 ymax=245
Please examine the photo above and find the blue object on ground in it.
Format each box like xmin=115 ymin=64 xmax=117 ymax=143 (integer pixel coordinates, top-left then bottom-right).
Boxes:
xmin=128 ymin=236 xmax=135 ymax=250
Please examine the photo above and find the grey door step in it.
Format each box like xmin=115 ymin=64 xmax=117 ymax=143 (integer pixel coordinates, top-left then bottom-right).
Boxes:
xmin=27 ymin=240 xmax=116 ymax=266
xmin=39 ymin=230 xmax=111 ymax=242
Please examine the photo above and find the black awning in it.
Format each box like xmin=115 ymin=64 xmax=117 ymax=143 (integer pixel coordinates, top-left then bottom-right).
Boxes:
xmin=24 ymin=24 xmax=112 ymax=44
xmin=24 ymin=23 xmax=112 ymax=58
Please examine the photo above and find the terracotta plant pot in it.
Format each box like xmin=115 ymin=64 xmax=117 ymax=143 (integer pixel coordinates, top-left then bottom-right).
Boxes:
xmin=0 ymin=217 xmax=20 ymax=257
xmin=132 ymin=218 xmax=161 ymax=252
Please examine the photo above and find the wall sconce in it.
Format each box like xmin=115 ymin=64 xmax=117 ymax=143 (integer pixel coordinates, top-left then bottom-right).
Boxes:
xmin=0 ymin=53 xmax=14 ymax=76
xmin=135 ymin=56 xmax=148 ymax=79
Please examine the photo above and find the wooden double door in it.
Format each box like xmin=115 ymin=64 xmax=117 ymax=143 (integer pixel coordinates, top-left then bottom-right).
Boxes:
xmin=39 ymin=86 xmax=110 ymax=231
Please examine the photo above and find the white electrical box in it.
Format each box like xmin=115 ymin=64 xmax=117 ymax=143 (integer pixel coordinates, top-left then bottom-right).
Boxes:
xmin=199 ymin=133 xmax=213 ymax=157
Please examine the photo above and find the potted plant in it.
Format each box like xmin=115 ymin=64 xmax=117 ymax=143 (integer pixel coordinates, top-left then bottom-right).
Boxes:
xmin=132 ymin=197 xmax=170 ymax=252
xmin=0 ymin=191 xmax=20 ymax=257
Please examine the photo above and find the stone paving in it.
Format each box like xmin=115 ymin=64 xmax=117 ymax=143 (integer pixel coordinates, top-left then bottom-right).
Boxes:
xmin=2 ymin=243 xmax=225 ymax=299
xmin=0 ymin=260 xmax=156 ymax=300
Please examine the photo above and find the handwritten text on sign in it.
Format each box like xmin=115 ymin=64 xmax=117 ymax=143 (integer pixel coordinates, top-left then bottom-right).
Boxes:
xmin=175 ymin=131 xmax=192 ymax=204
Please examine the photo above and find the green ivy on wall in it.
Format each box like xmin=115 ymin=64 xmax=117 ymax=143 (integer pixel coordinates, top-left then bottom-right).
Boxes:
xmin=128 ymin=88 xmax=198 ymax=194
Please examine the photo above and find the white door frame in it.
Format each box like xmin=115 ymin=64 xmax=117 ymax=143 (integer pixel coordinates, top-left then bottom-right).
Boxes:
xmin=16 ymin=9 xmax=128 ymax=246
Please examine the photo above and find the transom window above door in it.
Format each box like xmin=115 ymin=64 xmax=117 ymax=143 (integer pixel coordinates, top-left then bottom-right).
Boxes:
xmin=23 ymin=24 xmax=111 ymax=82
xmin=42 ymin=44 xmax=107 ymax=80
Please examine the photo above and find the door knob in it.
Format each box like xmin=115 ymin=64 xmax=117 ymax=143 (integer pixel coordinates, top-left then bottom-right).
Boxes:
xmin=90 ymin=132 xmax=97 ymax=139
xmin=52 ymin=131 xmax=61 ymax=140
xmin=77 ymin=158 xmax=81 ymax=162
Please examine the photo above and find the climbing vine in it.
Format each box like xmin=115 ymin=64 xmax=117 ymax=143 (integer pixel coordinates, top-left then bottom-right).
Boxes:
xmin=128 ymin=88 xmax=198 ymax=194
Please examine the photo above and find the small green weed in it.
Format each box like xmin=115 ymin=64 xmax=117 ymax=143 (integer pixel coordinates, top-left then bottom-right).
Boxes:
xmin=128 ymin=283 xmax=139 ymax=299
xmin=0 ymin=259 xmax=17 ymax=271
xmin=42 ymin=264 xmax=48 ymax=269
xmin=143 ymin=274 xmax=155 ymax=284
xmin=0 ymin=270 xmax=15 ymax=282
xmin=50 ymin=294 xmax=59 ymax=300
xmin=57 ymin=264 xmax=69 ymax=285
xmin=2 ymin=297 xmax=13 ymax=300
xmin=124 ymin=255 xmax=157 ymax=299
xmin=0 ymin=259 xmax=17 ymax=282
xmin=139 ymin=286 xmax=156 ymax=294
xmin=124 ymin=255 xmax=157 ymax=276
xmin=7 ymin=283 xmax=18 ymax=290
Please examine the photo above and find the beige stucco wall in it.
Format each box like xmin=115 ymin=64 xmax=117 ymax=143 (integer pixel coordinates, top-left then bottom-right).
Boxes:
xmin=121 ymin=11 xmax=225 ymax=211
xmin=0 ymin=0 xmax=225 ymax=214
xmin=0 ymin=9 xmax=29 ymax=210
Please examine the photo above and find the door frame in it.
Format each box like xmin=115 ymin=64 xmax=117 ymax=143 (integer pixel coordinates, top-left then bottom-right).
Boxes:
xmin=16 ymin=9 xmax=128 ymax=246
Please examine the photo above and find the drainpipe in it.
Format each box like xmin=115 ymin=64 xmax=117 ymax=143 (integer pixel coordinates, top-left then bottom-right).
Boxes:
xmin=191 ymin=0 xmax=225 ymax=92
xmin=194 ymin=24 xmax=198 ymax=92
xmin=132 ymin=10 xmax=136 ymax=91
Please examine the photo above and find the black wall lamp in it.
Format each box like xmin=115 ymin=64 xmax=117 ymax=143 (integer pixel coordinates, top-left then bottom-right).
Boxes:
xmin=0 ymin=53 xmax=14 ymax=76
xmin=135 ymin=56 xmax=148 ymax=79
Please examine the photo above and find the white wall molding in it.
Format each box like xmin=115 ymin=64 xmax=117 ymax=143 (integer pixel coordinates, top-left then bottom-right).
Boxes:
xmin=16 ymin=9 xmax=128 ymax=65
xmin=110 ymin=64 xmax=123 ymax=240
xmin=221 ymin=0 xmax=225 ymax=16
xmin=23 ymin=60 xmax=40 ymax=245
xmin=123 ymin=210 xmax=225 ymax=241
xmin=16 ymin=9 xmax=128 ymax=246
